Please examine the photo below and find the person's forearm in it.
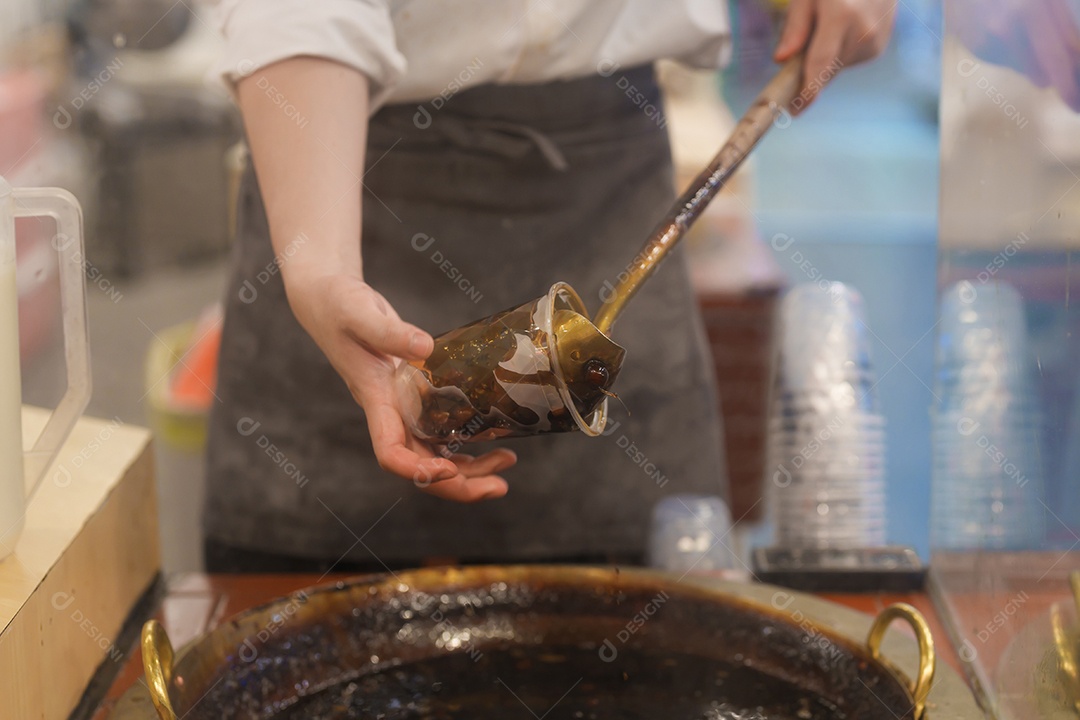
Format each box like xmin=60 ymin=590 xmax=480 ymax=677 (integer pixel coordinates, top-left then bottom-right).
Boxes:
xmin=236 ymin=57 xmax=370 ymax=282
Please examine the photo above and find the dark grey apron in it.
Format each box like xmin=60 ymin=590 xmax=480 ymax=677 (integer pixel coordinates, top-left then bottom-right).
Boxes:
xmin=204 ymin=66 xmax=729 ymax=564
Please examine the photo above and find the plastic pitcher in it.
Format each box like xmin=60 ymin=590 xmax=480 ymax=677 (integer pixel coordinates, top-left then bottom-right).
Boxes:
xmin=0 ymin=175 xmax=90 ymax=560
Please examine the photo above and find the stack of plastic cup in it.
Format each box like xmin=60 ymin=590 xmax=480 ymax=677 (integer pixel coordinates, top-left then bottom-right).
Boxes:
xmin=930 ymin=280 xmax=1046 ymax=550
xmin=766 ymin=282 xmax=887 ymax=548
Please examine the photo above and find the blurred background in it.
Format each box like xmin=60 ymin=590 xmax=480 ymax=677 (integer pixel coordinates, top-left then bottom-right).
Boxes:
xmin=5 ymin=0 xmax=1067 ymax=574
xmin=4 ymin=0 xmax=943 ymax=571
xmin=10 ymin=3 xmax=1080 ymax=715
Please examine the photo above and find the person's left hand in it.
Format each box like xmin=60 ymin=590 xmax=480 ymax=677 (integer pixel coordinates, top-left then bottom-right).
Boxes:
xmin=774 ymin=0 xmax=897 ymax=113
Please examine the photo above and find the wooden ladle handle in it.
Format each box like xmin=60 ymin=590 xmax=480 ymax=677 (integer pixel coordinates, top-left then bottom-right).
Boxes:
xmin=593 ymin=52 xmax=805 ymax=335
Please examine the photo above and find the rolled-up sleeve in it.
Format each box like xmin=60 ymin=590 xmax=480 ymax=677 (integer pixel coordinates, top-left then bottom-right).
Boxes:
xmin=206 ymin=0 xmax=407 ymax=108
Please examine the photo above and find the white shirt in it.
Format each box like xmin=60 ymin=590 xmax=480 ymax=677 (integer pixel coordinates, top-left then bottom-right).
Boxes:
xmin=206 ymin=0 xmax=731 ymax=111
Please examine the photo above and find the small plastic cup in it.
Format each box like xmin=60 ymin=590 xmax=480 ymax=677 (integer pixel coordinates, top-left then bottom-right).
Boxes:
xmin=395 ymin=282 xmax=622 ymax=444
xmin=646 ymin=495 xmax=738 ymax=573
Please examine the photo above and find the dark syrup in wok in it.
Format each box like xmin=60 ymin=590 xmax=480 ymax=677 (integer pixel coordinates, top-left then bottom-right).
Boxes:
xmin=270 ymin=642 xmax=847 ymax=720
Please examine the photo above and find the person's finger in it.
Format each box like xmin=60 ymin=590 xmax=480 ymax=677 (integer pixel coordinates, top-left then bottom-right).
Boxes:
xmin=343 ymin=288 xmax=433 ymax=361
xmin=446 ymin=448 xmax=518 ymax=477
xmin=795 ymin=6 xmax=846 ymax=113
xmin=848 ymin=0 xmax=895 ymax=63
xmin=419 ymin=472 xmax=510 ymax=502
xmin=775 ymin=0 xmax=816 ymax=61
xmin=364 ymin=396 xmax=457 ymax=481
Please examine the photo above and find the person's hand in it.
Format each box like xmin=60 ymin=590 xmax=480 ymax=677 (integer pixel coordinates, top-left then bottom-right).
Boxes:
xmin=774 ymin=0 xmax=897 ymax=113
xmin=236 ymin=57 xmax=514 ymax=501
xmin=284 ymin=270 xmax=516 ymax=502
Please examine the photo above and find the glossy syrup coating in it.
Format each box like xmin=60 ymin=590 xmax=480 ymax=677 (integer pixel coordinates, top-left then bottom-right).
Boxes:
xmin=409 ymin=304 xmax=574 ymax=443
xmin=403 ymin=290 xmax=625 ymax=444
xmin=585 ymin=358 xmax=610 ymax=386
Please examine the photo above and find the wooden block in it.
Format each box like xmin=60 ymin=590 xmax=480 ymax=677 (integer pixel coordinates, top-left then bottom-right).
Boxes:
xmin=0 ymin=409 xmax=159 ymax=720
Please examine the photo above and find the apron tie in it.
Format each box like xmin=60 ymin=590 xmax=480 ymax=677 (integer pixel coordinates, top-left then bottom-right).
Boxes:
xmin=436 ymin=117 xmax=570 ymax=171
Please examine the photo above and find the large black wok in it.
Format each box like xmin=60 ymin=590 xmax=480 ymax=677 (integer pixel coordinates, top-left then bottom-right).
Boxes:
xmin=136 ymin=566 xmax=936 ymax=719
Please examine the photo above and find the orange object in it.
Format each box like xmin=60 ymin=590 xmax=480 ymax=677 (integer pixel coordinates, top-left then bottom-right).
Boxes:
xmin=169 ymin=307 xmax=222 ymax=411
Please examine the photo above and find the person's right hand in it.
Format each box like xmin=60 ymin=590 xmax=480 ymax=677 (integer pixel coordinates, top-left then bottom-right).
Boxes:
xmin=774 ymin=0 xmax=896 ymax=113
xmin=235 ymin=57 xmax=514 ymax=501
xmin=284 ymin=270 xmax=516 ymax=502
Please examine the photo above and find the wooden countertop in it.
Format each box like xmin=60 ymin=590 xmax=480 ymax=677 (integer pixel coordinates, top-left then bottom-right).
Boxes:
xmin=86 ymin=573 xmax=968 ymax=720
xmin=1 ymin=410 xmax=156 ymax=720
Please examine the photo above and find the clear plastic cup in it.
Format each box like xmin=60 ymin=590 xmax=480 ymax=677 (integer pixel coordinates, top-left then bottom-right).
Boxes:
xmin=646 ymin=495 xmax=739 ymax=574
xmin=395 ymin=282 xmax=623 ymax=444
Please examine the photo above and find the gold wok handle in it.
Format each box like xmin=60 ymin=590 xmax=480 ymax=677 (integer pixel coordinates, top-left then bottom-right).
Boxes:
xmin=866 ymin=603 xmax=936 ymax=720
xmin=1051 ymin=570 xmax=1080 ymax=714
xmin=141 ymin=619 xmax=178 ymax=720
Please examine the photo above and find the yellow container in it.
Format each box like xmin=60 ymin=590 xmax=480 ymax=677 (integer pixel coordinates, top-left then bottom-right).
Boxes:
xmin=143 ymin=322 xmax=208 ymax=453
